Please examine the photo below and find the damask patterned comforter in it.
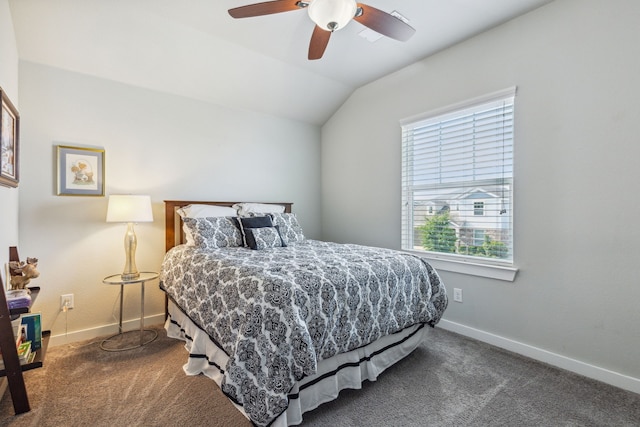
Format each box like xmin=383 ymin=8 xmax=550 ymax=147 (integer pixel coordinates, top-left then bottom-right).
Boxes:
xmin=160 ymin=240 xmax=447 ymax=426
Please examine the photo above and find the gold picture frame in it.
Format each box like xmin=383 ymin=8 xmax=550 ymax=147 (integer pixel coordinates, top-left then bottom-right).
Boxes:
xmin=56 ymin=145 xmax=105 ymax=196
xmin=0 ymin=86 xmax=20 ymax=188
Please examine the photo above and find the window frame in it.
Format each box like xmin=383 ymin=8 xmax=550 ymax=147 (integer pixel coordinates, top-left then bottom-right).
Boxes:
xmin=400 ymin=87 xmax=518 ymax=282
xmin=473 ymin=202 xmax=485 ymax=216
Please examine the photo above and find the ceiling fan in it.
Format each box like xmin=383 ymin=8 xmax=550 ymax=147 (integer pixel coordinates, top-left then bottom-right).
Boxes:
xmin=228 ymin=0 xmax=416 ymax=60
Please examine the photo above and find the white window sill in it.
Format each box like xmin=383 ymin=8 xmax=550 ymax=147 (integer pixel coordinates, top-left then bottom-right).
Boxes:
xmin=404 ymin=250 xmax=518 ymax=282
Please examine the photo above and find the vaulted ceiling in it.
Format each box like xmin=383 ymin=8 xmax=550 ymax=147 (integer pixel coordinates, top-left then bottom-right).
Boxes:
xmin=9 ymin=0 xmax=553 ymax=125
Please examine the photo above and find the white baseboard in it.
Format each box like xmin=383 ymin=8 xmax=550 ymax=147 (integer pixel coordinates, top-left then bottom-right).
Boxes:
xmin=48 ymin=313 xmax=166 ymax=347
xmin=438 ymin=319 xmax=640 ymax=395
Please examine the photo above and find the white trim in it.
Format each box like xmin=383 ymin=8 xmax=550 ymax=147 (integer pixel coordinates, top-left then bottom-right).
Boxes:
xmin=399 ymin=86 xmax=517 ymax=126
xmin=48 ymin=312 xmax=166 ymax=347
xmin=407 ymin=250 xmax=518 ymax=281
xmin=400 ymin=87 xmax=517 ymax=278
xmin=438 ymin=319 xmax=640 ymax=395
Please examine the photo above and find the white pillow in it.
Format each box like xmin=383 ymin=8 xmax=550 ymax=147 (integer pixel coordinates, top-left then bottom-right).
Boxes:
xmin=177 ymin=204 xmax=238 ymax=246
xmin=233 ymin=202 xmax=285 ymax=217
xmin=177 ymin=204 xmax=238 ymax=218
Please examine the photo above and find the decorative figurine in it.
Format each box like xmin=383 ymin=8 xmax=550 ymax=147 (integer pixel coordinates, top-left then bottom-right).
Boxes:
xmin=8 ymin=257 xmax=40 ymax=290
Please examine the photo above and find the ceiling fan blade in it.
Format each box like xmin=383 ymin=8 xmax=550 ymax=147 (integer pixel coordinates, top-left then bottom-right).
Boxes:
xmin=229 ymin=0 xmax=305 ymax=19
xmin=354 ymin=3 xmax=416 ymax=41
xmin=308 ymin=25 xmax=331 ymax=60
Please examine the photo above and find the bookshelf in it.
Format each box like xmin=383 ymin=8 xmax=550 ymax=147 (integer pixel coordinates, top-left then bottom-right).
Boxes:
xmin=1 ymin=288 xmax=51 ymax=373
xmin=0 ymin=248 xmax=50 ymax=415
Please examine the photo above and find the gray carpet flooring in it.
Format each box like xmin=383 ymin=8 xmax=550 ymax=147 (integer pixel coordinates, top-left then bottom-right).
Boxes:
xmin=1 ymin=325 xmax=639 ymax=426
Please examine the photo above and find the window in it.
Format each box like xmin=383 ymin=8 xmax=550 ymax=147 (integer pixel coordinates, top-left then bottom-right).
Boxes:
xmin=473 ymin=229 xmax=485 ymax=246
xmin=473 ymin=202 xmax=484 ymax=216
xmin=401 ymin=88 xmax=515 ymax=266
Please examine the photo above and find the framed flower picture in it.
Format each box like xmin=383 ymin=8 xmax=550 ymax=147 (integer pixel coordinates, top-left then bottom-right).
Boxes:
xmin=56 ymin=145 xmax=105 ymax=196
xmin=0 ymin=87 xmax=20 ymax=188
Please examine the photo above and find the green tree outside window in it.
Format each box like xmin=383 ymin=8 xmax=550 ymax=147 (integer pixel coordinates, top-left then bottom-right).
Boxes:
xmin=419 ymin=212 xmax=456 ymax=253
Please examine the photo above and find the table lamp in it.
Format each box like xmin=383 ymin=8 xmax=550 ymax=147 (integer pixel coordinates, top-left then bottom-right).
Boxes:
xmin=106 ymin=195 xmax=153 ymax=280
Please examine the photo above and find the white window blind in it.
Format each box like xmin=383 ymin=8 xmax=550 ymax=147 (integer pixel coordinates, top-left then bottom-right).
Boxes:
xmin=401 ymin=88 xmax=515 ymax=264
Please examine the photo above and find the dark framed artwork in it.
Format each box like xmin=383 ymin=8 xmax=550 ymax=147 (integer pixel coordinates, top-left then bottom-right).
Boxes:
xmin=56 ymin=145 xmax=105 ymax=196
xmin=0 ymin=86 xmax=20 ymax=188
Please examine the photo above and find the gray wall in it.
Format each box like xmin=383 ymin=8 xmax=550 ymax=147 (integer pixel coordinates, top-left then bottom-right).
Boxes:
xmin=321 ymin=0 xmax=640 ymax=390
xmin=17 ymin=61 xmax=321 ymax=343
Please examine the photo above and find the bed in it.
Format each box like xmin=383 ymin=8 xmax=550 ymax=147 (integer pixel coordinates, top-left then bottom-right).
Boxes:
xmin=160 ymin=200 xmax=448 ymax=426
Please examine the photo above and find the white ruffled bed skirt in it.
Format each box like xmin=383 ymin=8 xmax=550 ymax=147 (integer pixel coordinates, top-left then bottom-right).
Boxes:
xmin=165 ymin=300 xmax=427 ymax=426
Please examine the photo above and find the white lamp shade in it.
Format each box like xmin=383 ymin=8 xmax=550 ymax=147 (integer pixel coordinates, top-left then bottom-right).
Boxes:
xmin=106 ymin=195 xmax=153 ymax=223
xmin=308 ymin=0 xmax=357 ymax=31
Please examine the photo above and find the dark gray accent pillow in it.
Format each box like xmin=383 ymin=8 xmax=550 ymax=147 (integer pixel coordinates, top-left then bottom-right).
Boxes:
xmin=237 ymin=216 xmax=274 ymax=247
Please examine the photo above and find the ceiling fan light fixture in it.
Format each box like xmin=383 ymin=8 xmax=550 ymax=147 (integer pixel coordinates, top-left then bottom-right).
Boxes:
xmin=308 ymin=0 xmax=357 ymax=32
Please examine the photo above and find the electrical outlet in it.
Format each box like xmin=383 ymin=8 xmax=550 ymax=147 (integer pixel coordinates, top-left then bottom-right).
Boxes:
xmin=453 ymin=288 xmax=463 ymax=303
xmin=60 ymin=294 xmax=74 ymax=311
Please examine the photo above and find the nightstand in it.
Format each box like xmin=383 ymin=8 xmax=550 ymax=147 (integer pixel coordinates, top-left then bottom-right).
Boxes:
xmin=101 ymin=271 xmax=159 ymax=351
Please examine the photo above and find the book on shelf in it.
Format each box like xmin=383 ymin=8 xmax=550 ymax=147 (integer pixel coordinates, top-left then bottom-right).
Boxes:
xmin=0 ymin=323 xmax=24 ymax=364
xmin=15 ymin=324 xmax=27 ymax=346
xmin=0 ymin=316 xmax=42 ymax=369
xmin=0 ymin=339 xmax=32 ymax=369
xmin=11 ymin=317 xmax=22 ymax=338
xmin=21 ymin=313 xmax=42 ymax=351
xmin=16 ymin=341 xmax=31 ymax=363
xmin=5 ymin=288 xmax=32 ymax=311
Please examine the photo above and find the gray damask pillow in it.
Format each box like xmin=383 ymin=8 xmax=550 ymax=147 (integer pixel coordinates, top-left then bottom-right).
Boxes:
xmin=269 ymin=213 xmax=305 ymax=245
xmin=182 ymin=217 xmax=243 ymax=249
xmin=245 ymin=226 xmax=285 ymax=250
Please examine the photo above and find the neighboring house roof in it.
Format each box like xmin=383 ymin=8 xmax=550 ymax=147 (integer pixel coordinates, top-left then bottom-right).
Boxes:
xmin=412 ymin=187 xmax=503 ymax=205
xmin=413 ymin=199 xmax=448 ymax=206
xmin=455 ymin=188 xmax=500 ymax=200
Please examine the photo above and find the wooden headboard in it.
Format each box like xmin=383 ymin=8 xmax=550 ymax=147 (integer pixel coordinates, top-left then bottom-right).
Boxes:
xmin=164 ymin=200 xmax=293 ymax=252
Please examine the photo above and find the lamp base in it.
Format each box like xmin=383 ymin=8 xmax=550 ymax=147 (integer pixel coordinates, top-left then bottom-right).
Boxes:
xmin=121 ymin=222 xmax=140 ymax=281
xmin=121 ymin=272 xmax=140 ymax=281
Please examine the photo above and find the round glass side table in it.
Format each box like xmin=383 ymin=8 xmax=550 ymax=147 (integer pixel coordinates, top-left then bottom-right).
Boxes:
xmin=100 ymin=271 xmax=159 ymax=351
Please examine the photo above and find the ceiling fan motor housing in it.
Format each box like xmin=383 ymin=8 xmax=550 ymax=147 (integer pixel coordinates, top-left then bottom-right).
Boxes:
xmin=308 ymin=0 xmax=358 ymax=32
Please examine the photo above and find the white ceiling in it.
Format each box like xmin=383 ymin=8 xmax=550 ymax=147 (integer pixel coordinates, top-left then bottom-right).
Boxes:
xmin=9 ymin=0 xmax=553 ymax=125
